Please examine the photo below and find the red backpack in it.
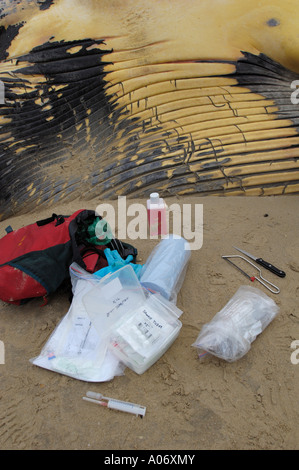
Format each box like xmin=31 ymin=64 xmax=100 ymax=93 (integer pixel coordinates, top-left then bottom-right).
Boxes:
xmin=0 ymin=209 xmax=137 ymax=305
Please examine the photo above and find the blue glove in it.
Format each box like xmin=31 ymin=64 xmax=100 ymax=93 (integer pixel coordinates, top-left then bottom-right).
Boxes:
xmin=94 ymin=249 xmax=143 ymax=278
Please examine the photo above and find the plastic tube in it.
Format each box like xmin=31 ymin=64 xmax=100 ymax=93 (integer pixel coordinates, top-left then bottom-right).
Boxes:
xmin=83 ymin=391 xmax=146 ymax=417
xmin=140 ymin=235 xmax=191 ymax=302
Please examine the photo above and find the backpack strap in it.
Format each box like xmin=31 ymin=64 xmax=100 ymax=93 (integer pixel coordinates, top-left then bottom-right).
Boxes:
xmin=68 ymin=210 xmax=99 ymax=269
xmin=36 ymin=213 xmax=67 ymax=227
xmin=109 ymin=239 xmax=138 ymax=261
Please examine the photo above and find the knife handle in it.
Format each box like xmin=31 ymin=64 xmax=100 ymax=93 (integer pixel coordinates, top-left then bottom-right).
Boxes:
xmin=256 ymin=258 xmax=286 ymax=278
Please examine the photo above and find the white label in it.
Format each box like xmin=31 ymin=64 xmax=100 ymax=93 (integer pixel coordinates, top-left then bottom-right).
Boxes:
xmin=115 ymin=305 xmax=173 ymax=358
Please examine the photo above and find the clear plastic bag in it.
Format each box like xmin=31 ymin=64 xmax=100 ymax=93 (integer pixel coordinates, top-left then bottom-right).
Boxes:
xmin=30 ymin=263 xmax=125 ymax=382
xmin=193 ymin=285 xmax=279 ymax=362
xmin=83 ymin=264 xmax=183 ymax=375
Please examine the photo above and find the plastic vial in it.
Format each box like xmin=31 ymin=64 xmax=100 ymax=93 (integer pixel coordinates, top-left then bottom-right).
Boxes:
xmin=147 ymin=192 xmax=168 ymax=237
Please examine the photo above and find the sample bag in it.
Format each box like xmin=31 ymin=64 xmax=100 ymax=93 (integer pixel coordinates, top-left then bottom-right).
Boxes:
xmin=32 ymin=263 xmax=183 ymax=379
xmin=83 ymin=264 xmax=183 ymax=375
xmin=31 ymin=263 xmax=125 ymax=382
xmin=193 ymin=285 xmax=279 ymax=362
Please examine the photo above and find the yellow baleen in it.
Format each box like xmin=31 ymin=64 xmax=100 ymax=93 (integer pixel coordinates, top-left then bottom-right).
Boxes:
xmin=0 ymin=0 xmax=299 ymax=219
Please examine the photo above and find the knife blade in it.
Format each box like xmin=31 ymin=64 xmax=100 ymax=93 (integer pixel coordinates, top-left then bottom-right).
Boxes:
xmin=233 ymin=246 xmax=286 ymax=278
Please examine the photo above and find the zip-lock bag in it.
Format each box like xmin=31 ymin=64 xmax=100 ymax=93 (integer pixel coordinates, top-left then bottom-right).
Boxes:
xmin=0 ymin=209 xmax=137 ymax=305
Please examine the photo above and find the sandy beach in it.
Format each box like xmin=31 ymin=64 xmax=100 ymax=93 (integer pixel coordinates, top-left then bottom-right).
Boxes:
xmin=0 ymin=195 xmax=298 ymax=450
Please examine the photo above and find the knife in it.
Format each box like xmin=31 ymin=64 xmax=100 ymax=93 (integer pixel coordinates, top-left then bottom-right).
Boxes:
xmin=233 ymin=246 xmax=286 ymax=278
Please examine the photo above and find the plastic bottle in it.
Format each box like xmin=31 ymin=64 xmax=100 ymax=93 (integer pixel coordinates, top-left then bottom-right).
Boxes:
xmin=147 ymin=192 xmax=168 ymax=237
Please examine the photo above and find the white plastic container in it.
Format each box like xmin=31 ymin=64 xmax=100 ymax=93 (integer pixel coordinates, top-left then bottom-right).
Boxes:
xmin=83 ymin=265 xmax=182 ymax=374
xmin=147 ymin=192 xmax=168 ymax=236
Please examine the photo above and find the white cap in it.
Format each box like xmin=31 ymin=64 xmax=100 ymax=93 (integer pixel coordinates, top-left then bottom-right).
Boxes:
xmin=150 ymin=192 xmax=159 ymax=203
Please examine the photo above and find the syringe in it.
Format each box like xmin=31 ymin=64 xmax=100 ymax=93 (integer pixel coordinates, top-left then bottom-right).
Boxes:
xmin=82 ymin=391 xmax=146 ymax=418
